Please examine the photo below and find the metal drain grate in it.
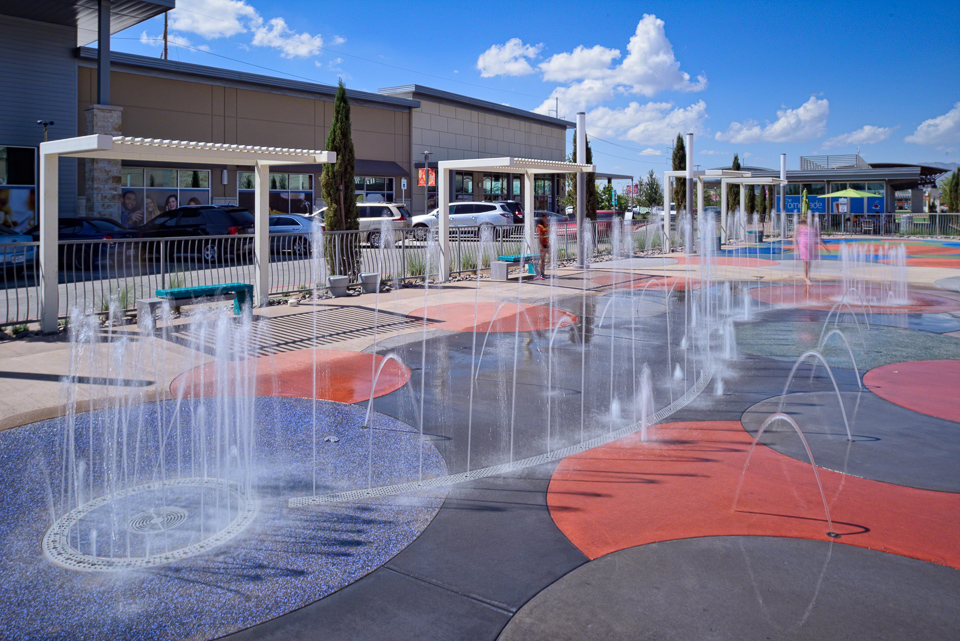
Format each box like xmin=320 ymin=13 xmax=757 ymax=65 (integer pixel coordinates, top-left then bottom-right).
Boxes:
xmin=128 ymin=507 xmax=188 ymax=534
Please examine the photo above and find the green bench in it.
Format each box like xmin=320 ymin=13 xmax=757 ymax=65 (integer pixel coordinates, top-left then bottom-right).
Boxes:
xmin=138 ymin=282 xmax=254 ymax=329
xmin=492 ymin=253 xmax=540 ymax=280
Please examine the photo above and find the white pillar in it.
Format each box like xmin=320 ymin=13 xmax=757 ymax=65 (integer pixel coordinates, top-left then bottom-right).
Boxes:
xmin=696 ymin=177 xmax=704 ymax=224
xmin=576 ymin=113 xmax=586 ymax=267
xmin=720 ymin=180 xmax=728 ymax=244
xmin=663 ymin=173 xmax=671 ymax=252
xmin=685 ymin=133 xmax=693 ymax=218
xmin=523 ymin=172 xmax=535 ymax=255
xmin=39 ymin=148 xmax=59 ymax=333
xmin=254 ymin=162 xmax=270 ymax=306
xmin=438 ymin=165 xmax=450 ymax=282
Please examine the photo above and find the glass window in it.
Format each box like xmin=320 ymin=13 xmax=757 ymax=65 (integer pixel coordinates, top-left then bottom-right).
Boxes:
xmin=0 ymin=146 xmax=36 ymax=186
xmin=289 ymin=174 xmax=313 ymax=190
xmin=786 ymin=184 xmax=802 ymax=196
xmin=179 ymin=170 xmax=209 ymax=189
xmin=829 ymin=182 xmax=847 ymax=192
xmin=803 ymin=183 xmax=826 ymax=195
xmin=867 ymin=182 xmax=884 ymax=195
xmin=849 ymin=182 xmax=866 ymax=192
xmin=121 ymin=167 xmax=144 ymax=187
xmin=269 ymin=174 xmax=289 ymax=190
xmin=238 ymin=172 xmax=256 ymax=190
xmin=146 ymin=168 xmax=177 ymax=188
xmin=512 ymin=176 xmax=522 ymax=197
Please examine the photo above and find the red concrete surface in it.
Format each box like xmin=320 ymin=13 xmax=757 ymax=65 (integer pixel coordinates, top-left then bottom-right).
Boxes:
xmin=406 ymin=302 xmax=577 ymax=333
xmin=749 ymin=283 xmax=960 ymax=314
xmin=881 ymin=258 xmax=960 ymax=268
xmin=548 ymin=421 xmax=960 ymax=568
xmin=171 ymin=350 xmax=411 ymax=404
xmin=592 ymin=274 xmax=701 ymax=291
xmin=864 ymin=360 xmax=960 ymax=423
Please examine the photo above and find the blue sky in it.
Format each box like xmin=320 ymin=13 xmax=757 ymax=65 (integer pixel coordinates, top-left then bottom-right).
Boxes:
xmin=110 ymin=0 xmax=960 ymax=176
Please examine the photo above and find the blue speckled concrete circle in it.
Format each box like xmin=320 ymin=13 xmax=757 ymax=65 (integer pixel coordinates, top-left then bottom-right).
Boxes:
xmin=0 ymin=398 xmax=447 ymax=641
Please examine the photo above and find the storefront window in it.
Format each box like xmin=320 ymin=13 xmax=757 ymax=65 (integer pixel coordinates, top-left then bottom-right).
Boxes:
xmin=113 ymin=167 xmax=213 ymax=227
xmin=454 ymin=172 xmax=473 ymax=201
xmin=802 ymin=183 xmax=826 ymax=195
xmin=238 ymin=171 xmax=314 ymax=215
xmin=482 ymin=173 xmax=508 ymax=200
xmin=354 ymin=175 xmax=394 ymax=203
xmin=0 ymin=146 xmax=37 ymax=231
xmin=866 ymin=182 xmax=884 ymax=195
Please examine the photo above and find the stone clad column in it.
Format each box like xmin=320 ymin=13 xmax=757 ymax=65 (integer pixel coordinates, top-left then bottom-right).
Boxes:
xmin=84 ymin=104 xmax=123 ymax=220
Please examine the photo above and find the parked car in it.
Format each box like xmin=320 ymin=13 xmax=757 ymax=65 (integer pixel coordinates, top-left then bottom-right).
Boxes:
xmin=269 ymin=214 xmax=322 ymax=255
xmin=411 ymin=201 xmax=514 ymax=240
xmin=137 ymin=205 xmax=255 ymax=263
xmin=494 ymin=200 xmax=524 ymax=225
xmin=27 ymin=217 xmax=140 ymax=270
xmin=703 ymin=206 xmax=721 ymax=218
xmin=0 ymin=226 xmax=36 ymax=272
xmin=312 ymin=202 xmax=411 ymax=247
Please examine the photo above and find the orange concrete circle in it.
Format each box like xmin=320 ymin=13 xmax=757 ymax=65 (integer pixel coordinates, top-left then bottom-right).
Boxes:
xmin=406 ymin=302 xmax=577 ymax=333
xmin=864 ymin=360 xmax=960 ymax=423
xmin=171 ymin=350 xmax=411 ymax=404
xmin=548 ymin=421 xmax=960 ymax=568
xmin=881 ymin=257 xmax=960 ymax=268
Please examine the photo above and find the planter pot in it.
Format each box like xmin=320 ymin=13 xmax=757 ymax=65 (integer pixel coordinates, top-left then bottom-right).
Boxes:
xmin=359 ymin=272 xmax=380 ymax=294
xmin=327 ymin=275 xmax=350 ymax=297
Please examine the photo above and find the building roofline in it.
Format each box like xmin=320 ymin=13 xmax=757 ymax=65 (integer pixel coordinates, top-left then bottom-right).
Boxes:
xmin=77 ymin=48 xmax=420 ymax=111
xmin=378 ymin=84 xmax=575 ymax=129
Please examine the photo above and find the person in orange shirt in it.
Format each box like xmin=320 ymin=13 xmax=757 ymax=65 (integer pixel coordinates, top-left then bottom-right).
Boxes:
xmin=536 ymin=215 xmax=549 ymax=280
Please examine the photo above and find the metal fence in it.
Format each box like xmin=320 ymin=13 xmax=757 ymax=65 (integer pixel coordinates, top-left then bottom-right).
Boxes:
xmin=0 ymin=220 xmax=672 ymax=327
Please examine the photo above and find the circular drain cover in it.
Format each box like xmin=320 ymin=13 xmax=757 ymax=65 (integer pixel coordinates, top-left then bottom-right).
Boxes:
xmin=128 ymin=507 xmax=188 ymax=534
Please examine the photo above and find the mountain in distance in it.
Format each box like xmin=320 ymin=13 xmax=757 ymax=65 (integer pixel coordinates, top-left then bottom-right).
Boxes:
xmin=920 ymin=161 xmax=958 ymax=172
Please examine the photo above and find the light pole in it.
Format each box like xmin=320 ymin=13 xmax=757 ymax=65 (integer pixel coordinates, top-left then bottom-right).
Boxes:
xmin=422 ymin=150 xmax=432 ymax=215
xmin=37 ymin=120 xmax=55 ymax=142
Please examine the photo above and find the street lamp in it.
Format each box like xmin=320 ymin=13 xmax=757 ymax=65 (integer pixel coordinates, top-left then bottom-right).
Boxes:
xmin=422 ymin=150 xmax=432 ymax=215
xmin=37 ymin=120 xmax=55 ymax=142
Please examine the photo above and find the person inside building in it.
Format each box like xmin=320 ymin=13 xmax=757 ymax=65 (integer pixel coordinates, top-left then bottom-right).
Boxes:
xmin=120 ymin=191 xmax=143 ymax=228
xmin=165 ymin=194 xmax=179 ymax=212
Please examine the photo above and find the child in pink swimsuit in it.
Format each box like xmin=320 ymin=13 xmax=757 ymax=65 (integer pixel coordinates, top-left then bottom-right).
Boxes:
xmin=795 ymin=219 xmax=821 ymax=284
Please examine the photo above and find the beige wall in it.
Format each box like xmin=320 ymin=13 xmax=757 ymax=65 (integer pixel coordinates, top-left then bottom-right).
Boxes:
xmin=78 ymin=67 xmax=411 ymax=201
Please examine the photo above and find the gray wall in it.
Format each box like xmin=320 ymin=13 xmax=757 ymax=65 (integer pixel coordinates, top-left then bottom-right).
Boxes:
xmin=0 ymin=15 xmax=78 ymax=215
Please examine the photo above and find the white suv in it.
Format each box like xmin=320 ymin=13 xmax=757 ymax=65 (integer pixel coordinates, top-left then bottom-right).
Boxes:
xmin=312 ymin=202 xmax=411 ymax=247
xmin=411 ymin=201 xmax=514 ymax=240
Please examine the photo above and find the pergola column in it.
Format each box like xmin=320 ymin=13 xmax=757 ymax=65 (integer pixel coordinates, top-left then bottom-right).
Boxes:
xmin=254 ymin=162 xmax=270 ymax=306
xmin=523 ymin=172 xmax=535 ymax=254
xmin=663 ymin=173 xmax=671 ymax=252
xmin=437 ymin=166 xmax=450 ymax=282
xmin=739 ymin=184 xmax=746 ymax=241
xmin=39 ymin=148 xmax=59 ymax=334
xmin=720 ymin=183 xmax=728 ymax=244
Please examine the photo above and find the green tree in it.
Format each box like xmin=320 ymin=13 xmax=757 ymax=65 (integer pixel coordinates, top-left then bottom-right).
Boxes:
xmin=598 ymin=183 xmax=613 ymax=210
xmin=671 ymin=133 xmax=685 ymax=212
xmin=940 ymin=170 xmax=960 ymax=212
xmin=641 ymin=169 xmax=663 ymax=208
xmin=321 ymin=80 xmax=360 ymax=278
xmin=727 ymin=153 xmax=741 ymax=213
xmin=570 ymin=134 xmax=599 ymax=219
xmin=757 ymin=186 xmax=768 ymax=224
xmin=745 ymin=184 xmax=756 ymax=217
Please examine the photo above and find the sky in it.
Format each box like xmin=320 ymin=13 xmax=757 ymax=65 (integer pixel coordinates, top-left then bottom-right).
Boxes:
xmin=108 ymin=0 xmax=960 ymax=178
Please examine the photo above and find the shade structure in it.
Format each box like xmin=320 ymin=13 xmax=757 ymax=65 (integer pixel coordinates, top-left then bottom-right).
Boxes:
xmin=816 ymin=188 xmax=876 ymax=221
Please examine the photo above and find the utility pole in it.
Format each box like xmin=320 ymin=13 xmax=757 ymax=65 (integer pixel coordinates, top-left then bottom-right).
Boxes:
xmin=162 ymin=11 xmax=168 ymax=60
xmin=422 ymin=150 xmax=432 ymax=215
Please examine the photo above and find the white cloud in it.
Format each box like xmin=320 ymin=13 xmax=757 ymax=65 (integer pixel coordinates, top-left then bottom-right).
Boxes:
xmin=531 ymin=14 xmax=705 ymax=116
xmin=169 ymin=0 xmax=257 ymax=39
xmin=698 ymin=150 xmax=731 ymax=156
xmin=251 ymin=17 xmax=323 ymax=58
xmin=139 ymin=30 xmax=210 ymax=52
xmin=716 ymin=96 xmax=829 ymax=143
xmin=539 ymin=45 xmax=621 ymax=82
xmin=167 ymin=0 xmax=327 ymax=59
xmin=640 ymin=148 xmax=662 ymax=156
xmin=823 ymin=125 xmax=894 ymax=149
xmin=587 ymin=100 xmax=708 ymax=146
xmin=905 ymin=102 xmax=960 ymax=146
xmin=476 ymin=38 xmax=543 ymax=77
xmin=330 ymin=35 xmax=346 ymax=46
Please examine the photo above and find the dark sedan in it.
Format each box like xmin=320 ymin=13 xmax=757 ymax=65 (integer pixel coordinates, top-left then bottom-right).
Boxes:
xmin=28 ymin=217 xmax=139 ymax=270
xmin=137 ymin=206 xmax=255 ymax=263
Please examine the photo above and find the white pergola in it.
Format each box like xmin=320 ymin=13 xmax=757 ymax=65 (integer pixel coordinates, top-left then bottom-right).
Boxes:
xmin=38 ymin=134 xmax=335 ymax=332
xmin=663 ymin=169 xmax=785 ymax=247
xmin=436 ymin=157 xmax=595 ymax=281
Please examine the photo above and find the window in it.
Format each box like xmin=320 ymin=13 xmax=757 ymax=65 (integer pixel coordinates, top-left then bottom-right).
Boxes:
xmin=866 ymin=182 xmax=884 ymax=195
xmin=118 ymin=168 xmax=212 ymax=226
xmin=454 ymin=172 xmax=473 ymax=200
xmin=482 ymin=173 xmax=508 ymax=200
xmin=238 ymin=171 xmax=314 ymax=215
xmin=354 ymin=175 xmax=395 ymax=203
xmin=0 ymin=146 xmax=37 ymax=232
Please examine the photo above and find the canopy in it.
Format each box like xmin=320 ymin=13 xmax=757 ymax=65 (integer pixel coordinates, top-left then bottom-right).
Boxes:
xmin=817 ymin=188 xmax=877 ymax=199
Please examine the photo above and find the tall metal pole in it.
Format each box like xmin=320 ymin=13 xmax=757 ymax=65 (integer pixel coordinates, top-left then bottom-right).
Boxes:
xmin=780 ymin=153 xmax=787 ymax=238
xmin=576 ymin=112 xmax=586 ymax=267
xmin=685 ymin=133 xmax=694 ymax=237
xmin=162 ymin=11 xmax=168 ymax=60
xmin=422 ymin=150 xmax=432 ymax=215
xmin=97 ymin=0 xmax=111 ymax=105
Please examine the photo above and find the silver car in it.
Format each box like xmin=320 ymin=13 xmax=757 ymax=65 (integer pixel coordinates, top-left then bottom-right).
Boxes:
xmin=410 ymin=201 xmax=514 ymax=241
xmin=312 ymin=202 xmax=412 ymax=247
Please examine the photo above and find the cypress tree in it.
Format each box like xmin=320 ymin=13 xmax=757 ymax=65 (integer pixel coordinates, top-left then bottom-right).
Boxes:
xmin=672 ymin=133 xmax=685 ymax=212
xmin=758 ymin=185 xmax=768 ymax=224
xmin=572 ymin=134 xmax=599 ymax=219
xmin=727 ymin=153 xmax=741 ymax=213
xmin=745 ymin=185 xmax=756 ymax=217
xmin=321 ymin=80 xmax=359 ymax=277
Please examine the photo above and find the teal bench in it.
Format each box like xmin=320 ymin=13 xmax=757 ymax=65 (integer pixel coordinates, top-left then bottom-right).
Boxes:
xmin=138 ymin=282 xmax=254 ymax=329
xmin=492 ymin=253 xmax=540 ymax=280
